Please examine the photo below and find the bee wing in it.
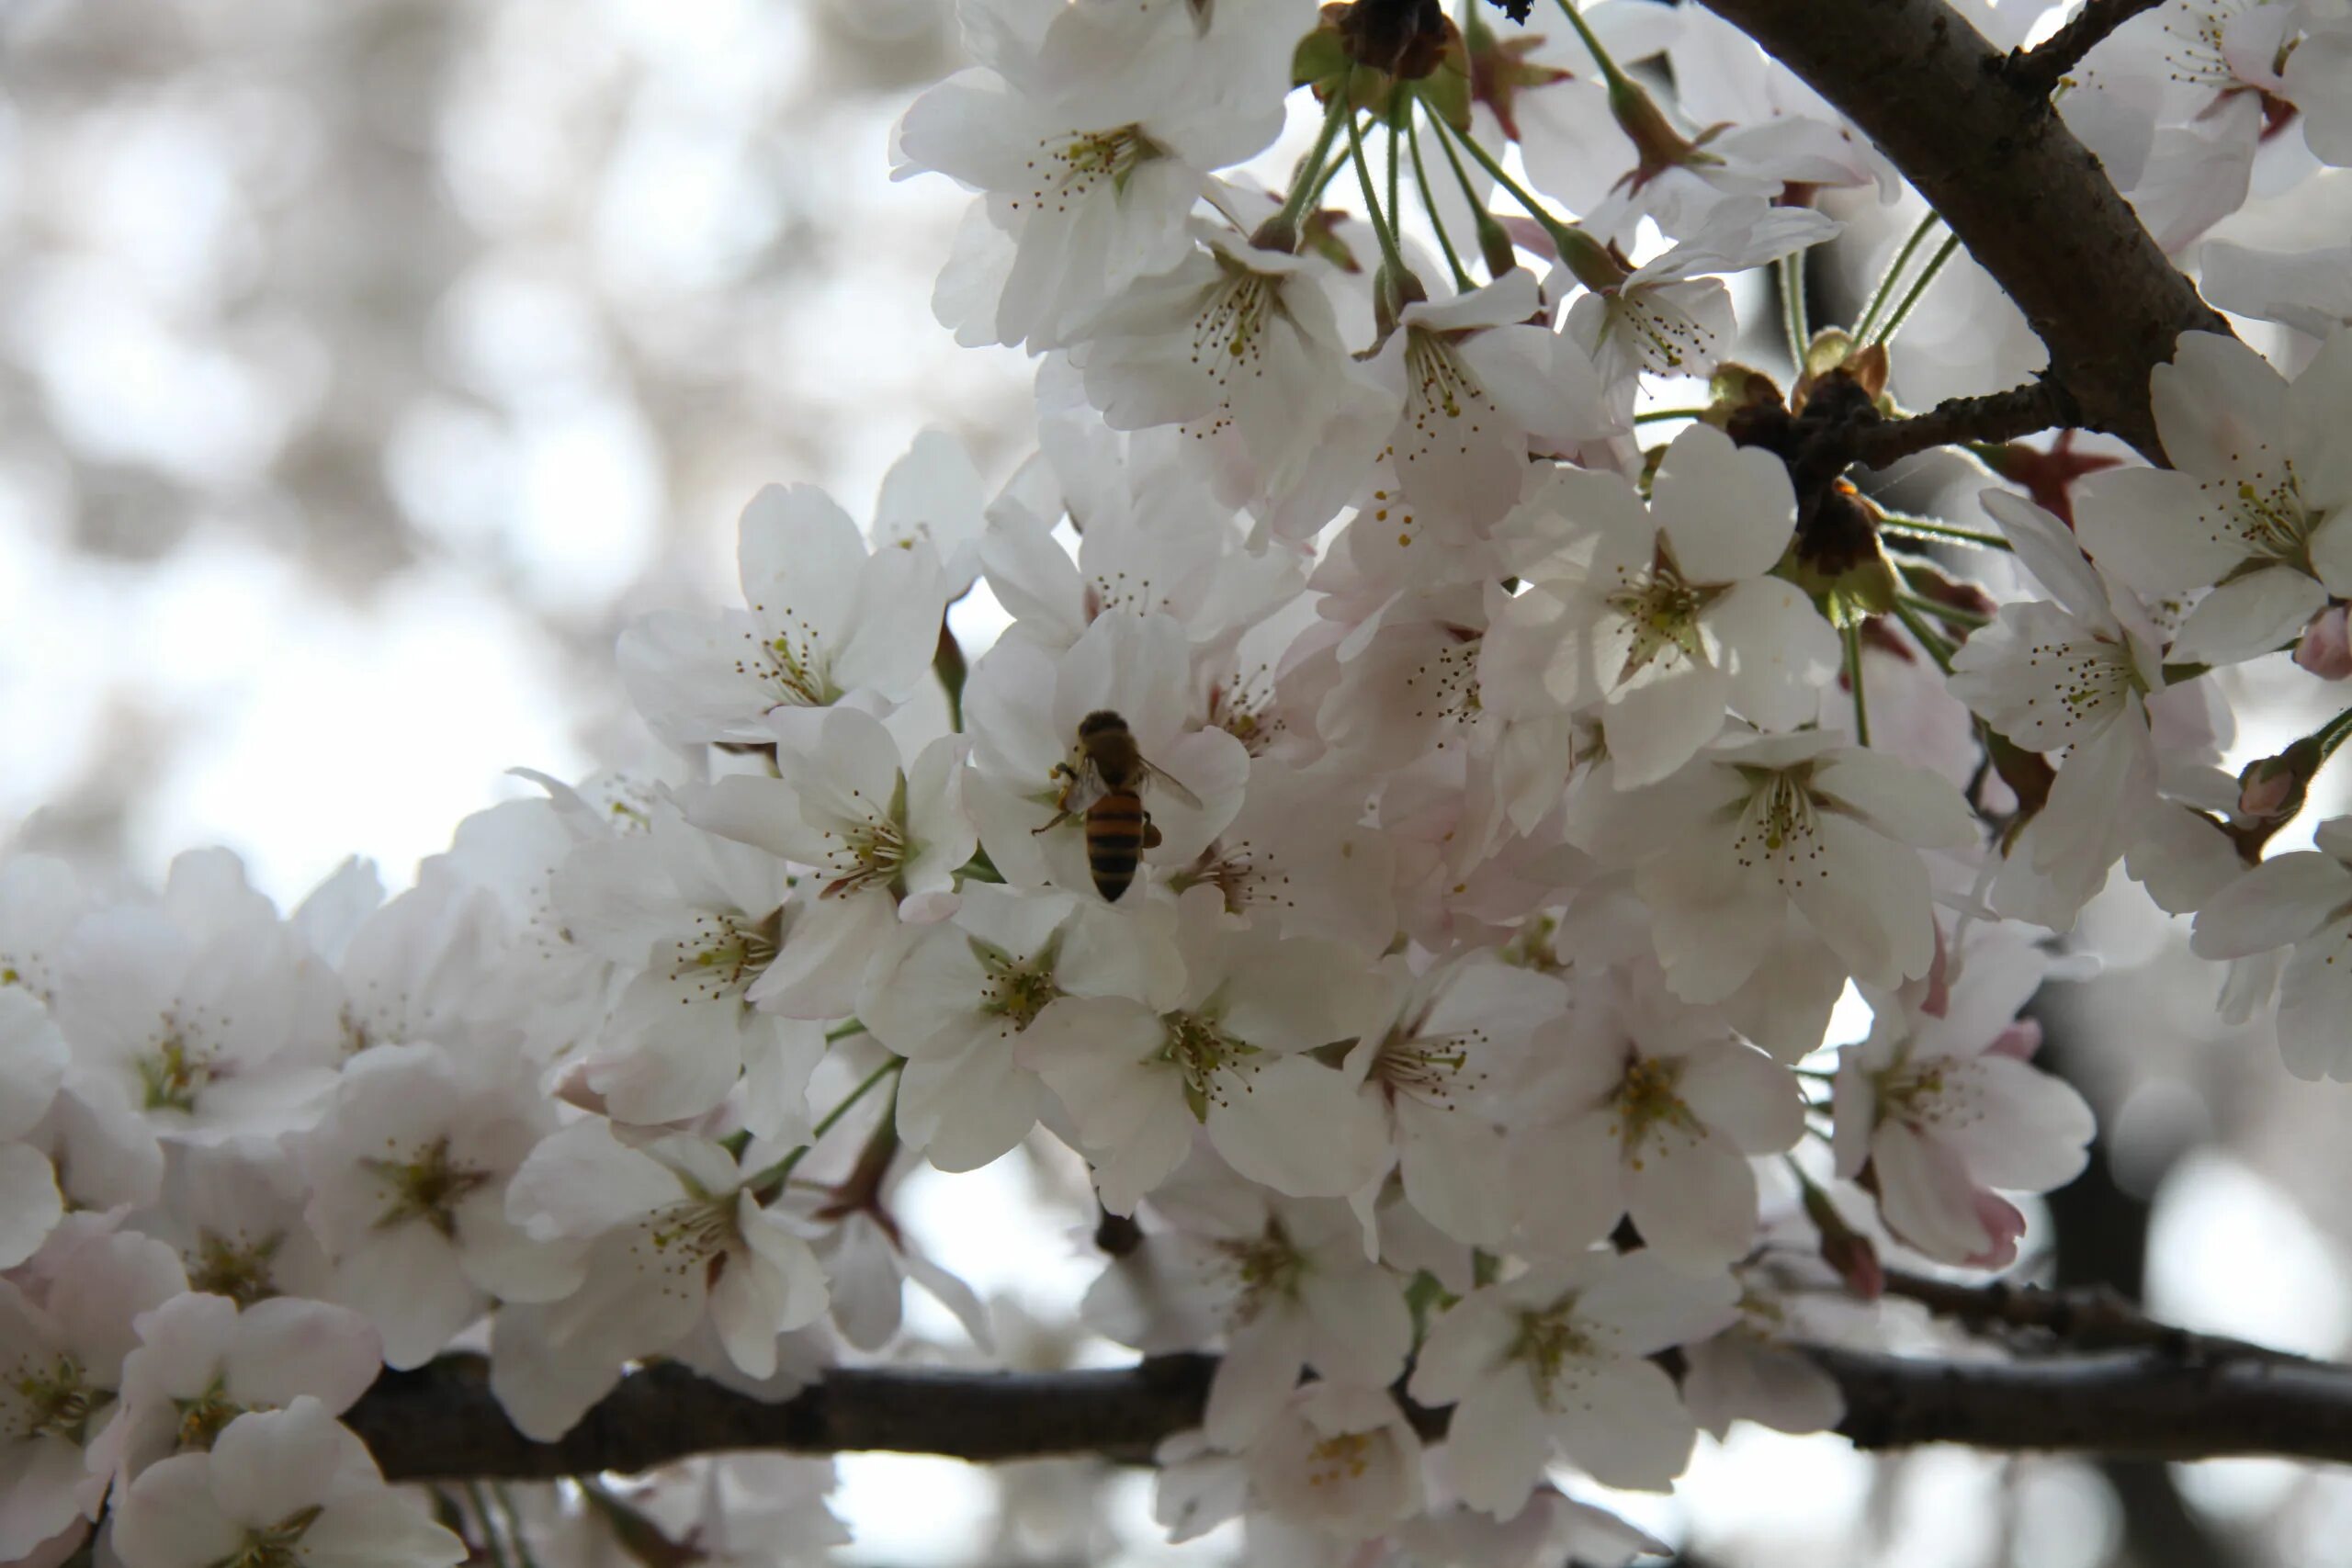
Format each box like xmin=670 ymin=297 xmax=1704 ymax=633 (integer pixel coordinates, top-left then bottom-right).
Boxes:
xmin=1137 ymin=757 xmax=1204 ymax=811
xmin=1057 ymin=758 xmax=1114 ymax=816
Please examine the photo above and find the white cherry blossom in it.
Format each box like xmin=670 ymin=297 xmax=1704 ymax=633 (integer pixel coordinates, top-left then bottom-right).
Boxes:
xmin=859 ymin=882 xmax=1176 ymax=1172
xmin=0 ymin=1228 xmax=186 ymax=1558
xmin=1949 ymin=489 xmax=2169 ymax=929
xmin=1834 ymin=929 xmax=2094 ymax=1266
xmin=2190 ymin=815 xmax=2352 ymax=1078
xmin=1566 ymin=734 xmax=1977 ymax=1056
xmin=1086 ymin=1171 xmax=1410 ymax=1450
xmin=618 ymin=479 xmax=949 ymax=747
xmin=102 ymin=1293 xmax=381 ymax=1484
xmin=1484 ymin=425 xmax=1839 ymax=786
xmin=110 ymin=1398 xmax=462 ymax=1568
xmin=1408 ymin=1251 xmax=1737 ymax=1514
xmin=299 ymin=1043 xmax=582 ymax=1369
xmin=893 ymin=0 xmax=1306 ymax=349
xmin=495 ymin=1122 xmax=828 ymax=1439
xmin=1517 ymin=968 xmax=1804 ymax=1265
xmin=2075 ymin=329 xmax=2352 ymax=667
xmin=1018 ymin=886 xmax=1387 ymax=1212
xmin=0 ymin=987 xmax=67 ymax=1268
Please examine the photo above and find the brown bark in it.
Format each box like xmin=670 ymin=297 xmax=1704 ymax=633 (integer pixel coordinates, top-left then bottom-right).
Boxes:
xmin=346 ymin=1344 xmax=2352 ymax=1482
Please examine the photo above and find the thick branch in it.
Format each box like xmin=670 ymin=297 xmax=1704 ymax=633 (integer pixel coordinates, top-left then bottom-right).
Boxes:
xmin=2011 ymin=0 xmax=2168 ymax=96
xmin=345 ymin=1346 xmax=2352 ymax=1482
xmin=1696 ymin=0 xmax=2225 ymax=461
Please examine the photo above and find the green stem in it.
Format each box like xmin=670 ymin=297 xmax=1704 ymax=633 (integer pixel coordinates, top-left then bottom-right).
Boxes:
xmin=1781 ymin=251 xmax=1811 ymax=367
xmin=1871 ymin=233 xmax=1962 ymax=347
xmin=1427 ymin=102 xmax=1515 ymax=278
xmin=1428 ymin=111 xmax=1623 ymax=291
xmin=1876 ymin=513 xmax=2015 ymax=551
xmin=746 ymin=1055 xmax=905 ymax=1194
xmin=1635 ymin=406 xmax=1714 ymax=423
xmin=1343 ymin=72 xmax=1411 ymax=288
xmin=1843 ymin=618 xmax=1871 ymax=747
xmin=1386 ymin=97 xmax=1404 ymax=246
xmin=464 ymin=1483 xmax=511 ymax=1568
xmin=1856 ymin=211 xmax=1941 ymax=342
xmin=1893 ymin=599 xmax=1957 ymax=674
xmin=825 ymin=1019 xmax=868 ymax=1043
xmin=2316 ymin=705 xmax=2352 ymax=764
xmin=1552 ymin=0 xmax=1634 ymax=93
xmin=1269 ymin=88 xmax=1352 ymax=240
xmin=1896 ymin=591 xmax=1990 ymax=630
xmin=492 ymin=1487 xmax=540 ymax=1568
xmin=1408 ymin=105 xmax=1474 ymax=291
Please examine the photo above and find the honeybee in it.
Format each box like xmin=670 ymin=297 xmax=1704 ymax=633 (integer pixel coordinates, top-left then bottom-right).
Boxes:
xmin=1033 ymin=710 xmax=1201 ymax=902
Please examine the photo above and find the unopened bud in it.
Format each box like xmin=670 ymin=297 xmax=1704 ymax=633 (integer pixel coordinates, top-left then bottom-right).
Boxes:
xmin=2295 ymin=603 xmax=2352 ymax=680
xmin=2237 ymin=738 xmax=2318 ymax=823
xmin=1249 ymin=212 xmax=1300 ymax=255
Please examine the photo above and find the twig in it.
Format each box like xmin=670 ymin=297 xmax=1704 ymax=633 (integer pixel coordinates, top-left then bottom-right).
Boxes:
xmin=1852 ymin=381 xmax=2075 ymax=470
xmin=2010 ymin=0 xmax=2168 ymax=96
xmin=1877 ymin=1268 xmax=2314 ymax=1367
xmin=345 ymin=1339 xmax=2352 ymax=1481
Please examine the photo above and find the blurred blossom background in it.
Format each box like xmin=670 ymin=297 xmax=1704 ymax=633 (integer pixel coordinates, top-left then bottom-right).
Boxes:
xmin=6 ymin=2 xmax=2352 ymax=1565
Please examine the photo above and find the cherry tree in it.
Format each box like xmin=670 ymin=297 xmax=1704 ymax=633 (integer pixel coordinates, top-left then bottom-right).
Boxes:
xmin=9 ymin=0 xmax=2352 ymax=1564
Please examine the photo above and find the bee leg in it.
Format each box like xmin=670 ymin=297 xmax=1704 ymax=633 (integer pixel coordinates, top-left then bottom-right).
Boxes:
xmin=1141 ymin=814 xmax=1163 ymax=851
xmin=1033 ymin=763 xmax=1078 ymax=836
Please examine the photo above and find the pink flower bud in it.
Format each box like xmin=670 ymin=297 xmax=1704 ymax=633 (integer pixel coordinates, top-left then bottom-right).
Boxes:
xmin=2295 ymin=603 xmax=2352 ymax=680
xmin=2239 ymin=760 xmax=2300 ymax=820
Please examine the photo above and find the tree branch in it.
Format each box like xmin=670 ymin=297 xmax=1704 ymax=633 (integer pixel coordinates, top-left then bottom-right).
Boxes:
xmin=1694 ymin=0 xmax=2226 ymax=462
xmin=345 ymin=1344 xmax=2352 ymax=1483
xmin=2009 ymin=0 xmax=2168 ymax=96
xmin=1851 ymin=379 xmax=2075 ymax=470
xmin=1877 ymin=1266 xmax=2308 ymax=1366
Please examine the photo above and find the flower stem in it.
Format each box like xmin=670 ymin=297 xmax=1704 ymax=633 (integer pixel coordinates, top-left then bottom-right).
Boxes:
xmin=492 ymin=1486 xmax=540 ymax=1568
xmin=1427 ymin=111 xmax=1623 ymax=291
xmin=1871 ymin=233 xmax=1962 ymax=347
xmin=464 ymin=1483 xmax=512 ymax=1568
xmin=1781 ymin=251 xmax=1811 ymax=367
xmin=1896 ymin=591 xmax=1989 ymax=631
xmin=747 ymin=1054 xmax=905 ymax=1194
xmin=1892 ymin=599 xmax=1959 ymax=674
xmin=1426 ymin=101 xmax=1517 ymax=278
xmin=1635 ymin=406 xmax=1714 ymax=423
xmin=1551 ymin=0 xmax=1634 ymax=94
xmin=1407 ymin=102 xmax=1474 ymax=291
xmin=1259 ymin=87 xmax=1352 ymax=249
xmin=1855 ymin=211 xmax=1942 ymax=342
xmin=1343 ymin=68 xmax=1414 ymax=297
xmin=1876 ymin=513 xmax=2015 ymax=551
xmin=1844 ymin=618 xmax=1872 ymax=747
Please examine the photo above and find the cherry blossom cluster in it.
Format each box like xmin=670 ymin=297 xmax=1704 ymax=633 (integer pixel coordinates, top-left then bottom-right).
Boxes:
xmin=7 ymin=0 xmax=2352 ymax=1563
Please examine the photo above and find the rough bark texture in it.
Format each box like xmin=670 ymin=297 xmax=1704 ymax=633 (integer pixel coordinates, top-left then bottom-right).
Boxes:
xmin=1695 ymin=0 xmax=2227 ymax=462
xmin=346 ymin=1345 xmax=2352 ymax=1482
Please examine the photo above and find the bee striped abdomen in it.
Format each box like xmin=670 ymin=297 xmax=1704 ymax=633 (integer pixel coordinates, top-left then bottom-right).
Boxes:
xmin=1084 ymin=790 xmax=1150 ymax=901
